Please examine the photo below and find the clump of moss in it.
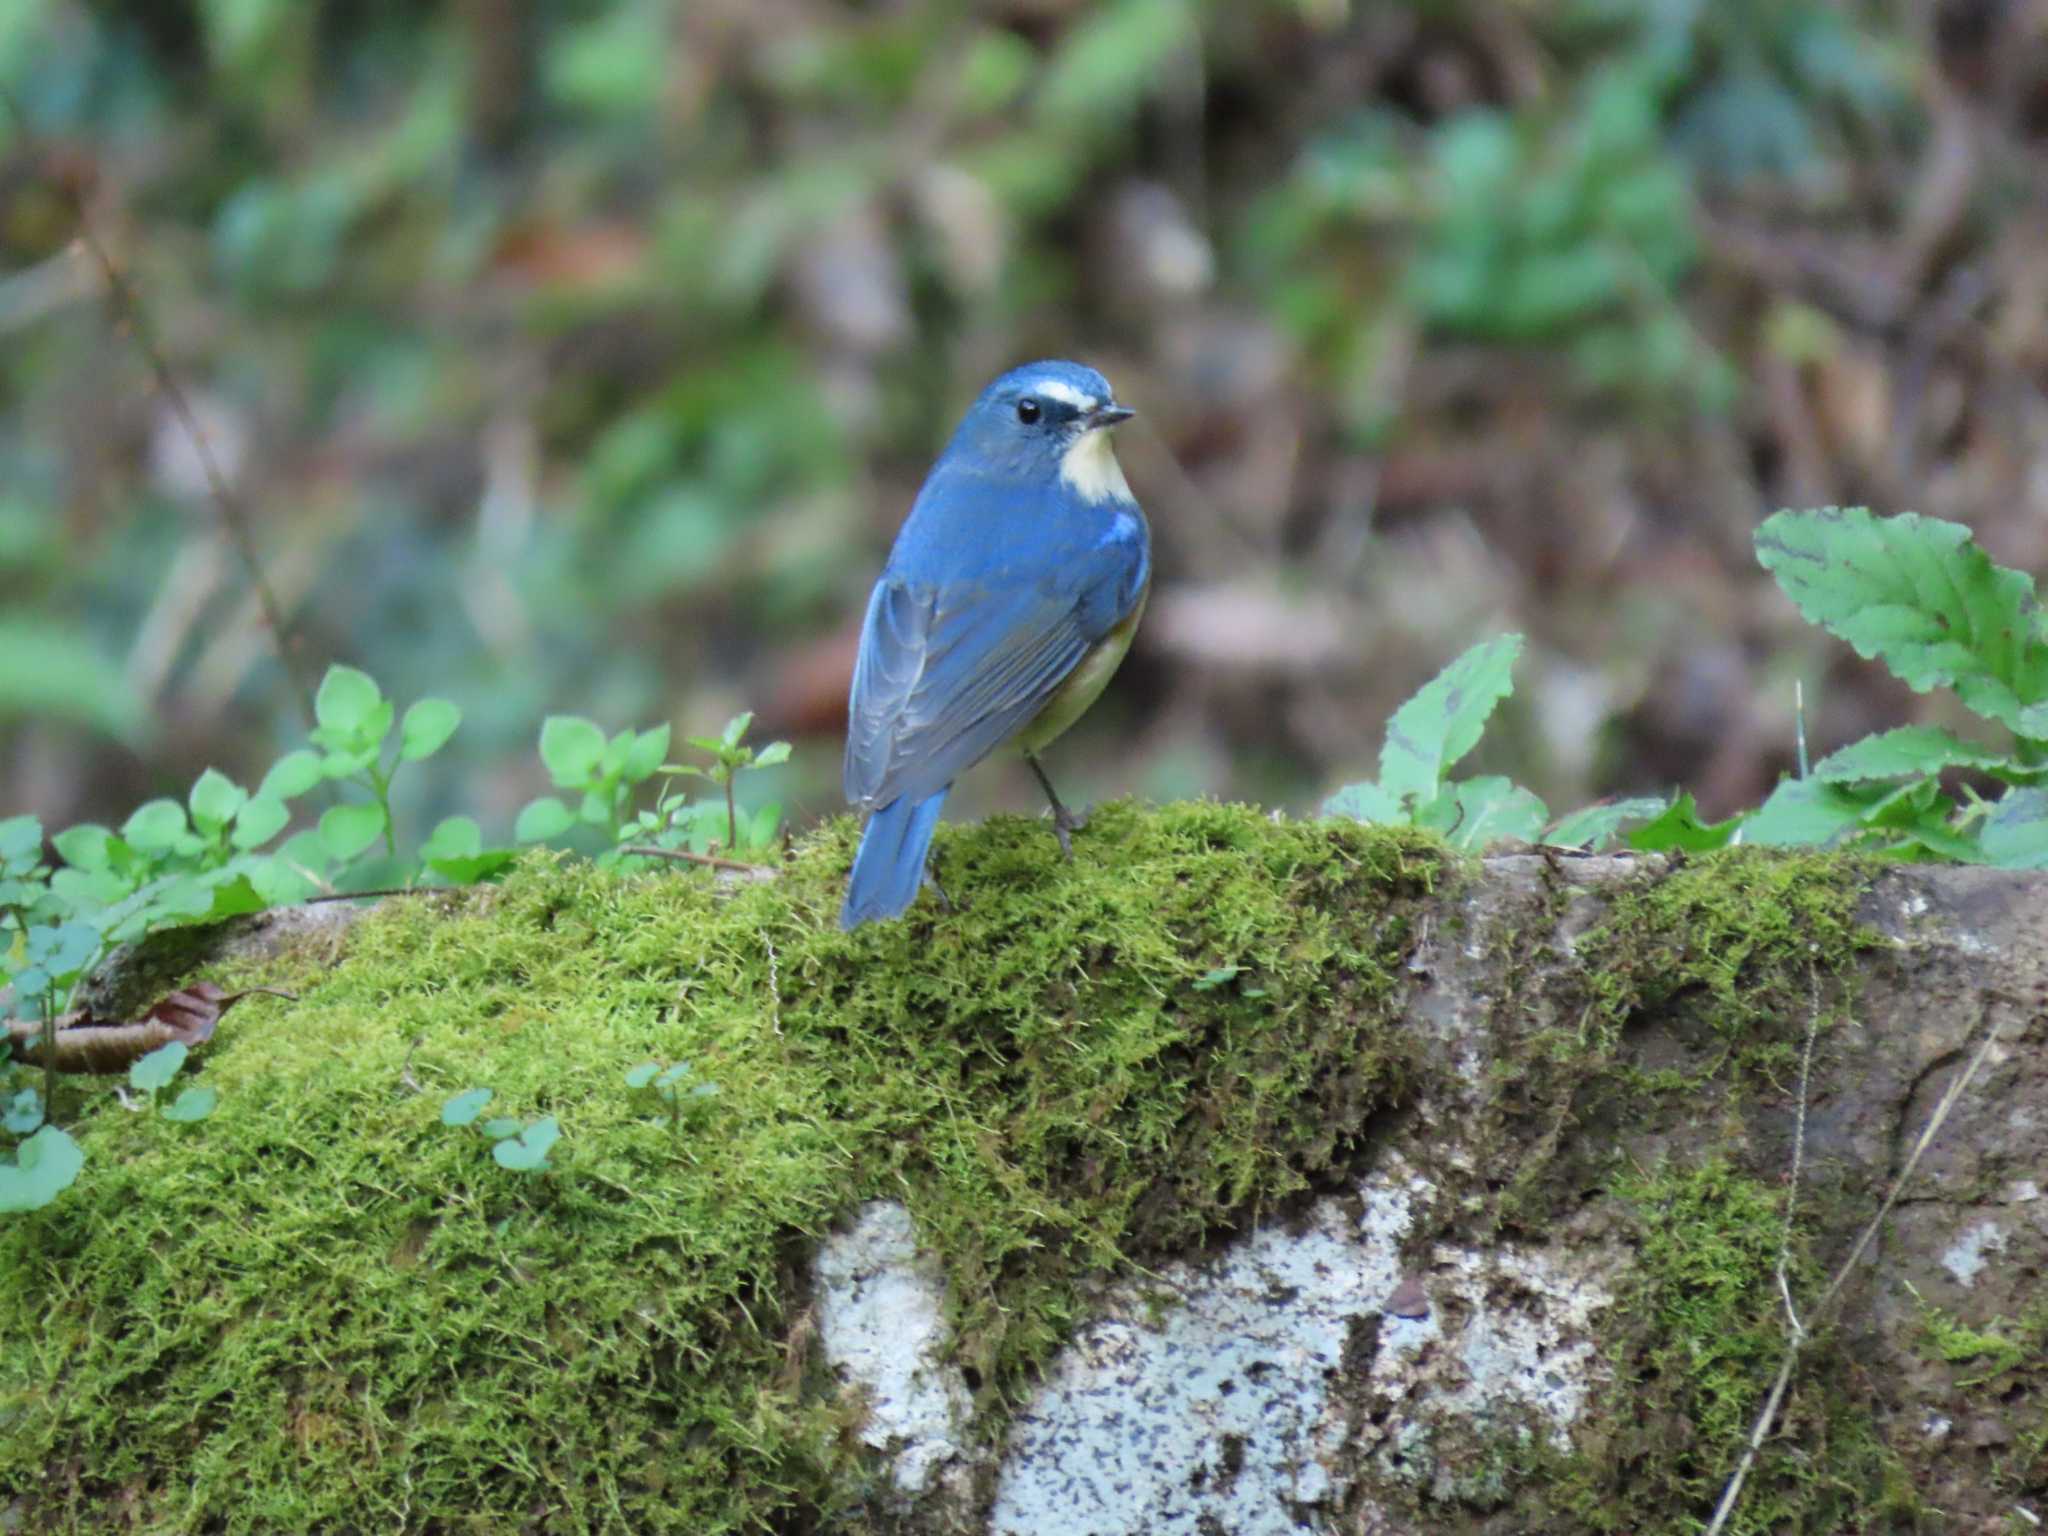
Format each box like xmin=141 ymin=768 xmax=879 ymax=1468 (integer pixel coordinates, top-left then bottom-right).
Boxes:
xmin=1551 ymin=1156 xmax=1910 ymax=1536
xmin=0 ymin=801 xmax=1443 ymax=1534
xmin=1576 ymin=847 xmax=1874 ymax=1052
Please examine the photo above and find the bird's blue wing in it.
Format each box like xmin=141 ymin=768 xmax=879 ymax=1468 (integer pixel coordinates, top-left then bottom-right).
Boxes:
xmin=843 ymin=567 xmax=1126 ymax=810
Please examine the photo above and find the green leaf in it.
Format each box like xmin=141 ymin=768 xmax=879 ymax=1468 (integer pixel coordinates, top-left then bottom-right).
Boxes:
xmin=2017 ymin=702 xmax=2048 ymax=743
xmin=1543 ymin=796 xmax=1669 ymax=850
xmin=1425 ymin=776 xmax=1549 ymax=850
xmin=258 ymin=750 xmax=325 ymax=801
xmin=622 ymin=724 xmax=672 ymax=783
xmin=514 ymin=797 xmax=575 ymax=843
xmin=624 ymin=1063 xmax=660 ymax=1089
xmin=492 ymin=1115 xmax=559 ymax=1171
xmin=1628 ymin=793 xmax=1744 ymax=853
xmin=1191 ymin=966 xmax=1241 ymax=991
xmin=0 ymin=1125 xmax=85 ymax=1212
xmin=318 ymin=804 xmax=387 ymax=863
xmin=26 ymin=921 xmax=99 ymax=985
xmin=399 ymin=698 xmax=462 ymax=762
xmin=441 ymin=1087 xmax=493 ymax=1127
xmin=161 ymin=1085 xmax=219 ymax=1123
xmin=479 ymin=1117 xmax=525 ymax=1141
xmin=540 ymin=716 xmax=608 ymax=786
xmin=315 ymin=664 xmax=385 ymax=737
xmin=52 ymin=824 xmax=114 ymax=872
xmin=123 ymin=799 xmax=190 ymax=852
xmin=1741 ymin=778 xmax=1884 ymax=847
xmin=1321 ymin=781 xmax=1406 ymax=824
xmin=0 ymin=814 xmax=43 ymax=867
xmin=188 ymin=768 xmax=248 ymax=832
xmin=1979 ymin=787 xmax=2048 ymax=869
xmin=1379 ymin=634 xmax=1525 ymax=810
xmin=751 ymin=741 xmax=792 ymax=768
xmin=420 ymin=816 xmax=482 ymax=862
xmin=719 ymin=711 xmax=754 ymax=750
xmin=130 ymin=1041 xmax=189 ymax=1093
xmin=1812 ymin=726 xmax=2015 ymax=783
xmin=1755 ymin=508 xmax=2048 ymax=733
xmin=3 ymin=1087 xmax=44 ymax=1136
xmin=421 ymin=817 xmax=515 ymax=884
xmin=231 ymin=796 xmax=291 ymax=851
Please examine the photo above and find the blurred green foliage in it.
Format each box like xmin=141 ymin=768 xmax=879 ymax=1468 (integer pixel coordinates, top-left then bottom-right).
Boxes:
xmin=0 ymin=0 xmax=1943 ymax=843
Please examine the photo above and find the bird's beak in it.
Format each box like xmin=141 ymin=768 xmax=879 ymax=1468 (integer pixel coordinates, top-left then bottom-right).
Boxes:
xmin=1084 ymin=402 xmax=1135 ymax=431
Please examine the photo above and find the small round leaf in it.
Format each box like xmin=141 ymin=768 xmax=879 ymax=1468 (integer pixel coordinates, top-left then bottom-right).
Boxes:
xmin=400 ymin=698 xmax=462 ymax=761
xmin=319 ymin=803 xmax=387 ymax=862
xmin=315 ymin=664 xmax=384 ymax=736
xmin=130 ymin=1041 xmax=189 ymax=1093
xmin=161 ymin=1085 xmax=220 ymax=1123
xmin=514 ymin=797 xmax=574 ymax=843
xmin=441 ymin=1087 xmax=493 ymax=1126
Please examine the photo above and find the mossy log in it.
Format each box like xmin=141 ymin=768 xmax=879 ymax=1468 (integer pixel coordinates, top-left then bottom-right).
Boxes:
xmin=0 ymin=803 xmax=2041 ymax=1534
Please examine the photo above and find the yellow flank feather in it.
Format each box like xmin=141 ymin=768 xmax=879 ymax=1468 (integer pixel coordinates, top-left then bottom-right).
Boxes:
xmin=1017 ymin=587 xmax=1149 ymax=754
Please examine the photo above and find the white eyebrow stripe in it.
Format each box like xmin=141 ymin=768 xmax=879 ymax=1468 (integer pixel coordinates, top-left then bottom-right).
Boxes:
xmin=1032 ymin=379 xmax=1097 ymax=411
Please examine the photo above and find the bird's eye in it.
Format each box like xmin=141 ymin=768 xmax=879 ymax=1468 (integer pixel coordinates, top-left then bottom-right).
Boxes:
xmin=1016 ymin=398 xmax=1041 ymax=425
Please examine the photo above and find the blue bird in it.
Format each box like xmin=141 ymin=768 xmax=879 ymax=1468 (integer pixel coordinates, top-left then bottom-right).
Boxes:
xmin=840 ymin=360 xmax=1150 ymax=930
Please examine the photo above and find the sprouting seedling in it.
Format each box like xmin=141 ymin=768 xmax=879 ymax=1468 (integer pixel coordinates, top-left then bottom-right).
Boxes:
xmin=625 ymin=1060 xmax=720 ymax=1143
xmin=130 ymin=1041 xmax=218 ymax=1122
xmin=666 ymin=713 xmax=791 ymax=853
xmin=440 ymin=1087 xmax=558 ymax=1173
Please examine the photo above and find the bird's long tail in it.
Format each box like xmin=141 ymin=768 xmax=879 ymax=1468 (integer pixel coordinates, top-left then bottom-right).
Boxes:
xmin=840 ymin=790 xmax=949 ymax=930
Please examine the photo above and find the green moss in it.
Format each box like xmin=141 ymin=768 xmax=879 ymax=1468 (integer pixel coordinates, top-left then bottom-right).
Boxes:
xmin=1577 ymin=846 xmax=1874 ymax=1051
xmin=0 ymin=801 xmax=1444 ymax=1534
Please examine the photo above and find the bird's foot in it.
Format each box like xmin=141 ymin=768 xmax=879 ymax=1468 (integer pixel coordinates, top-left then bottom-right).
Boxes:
xmin=1049 ymin=803 xmax=1089 ymax=862
xmin=925 ymin=868 xmax=960 ymax=913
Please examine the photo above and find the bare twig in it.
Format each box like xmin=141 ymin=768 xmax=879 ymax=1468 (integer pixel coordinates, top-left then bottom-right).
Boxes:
xmin=1703 ymin=995 xmax=2014 ymax=1536
xmin=0 ymin=79 xmax=317 ymax=727
xmin=620 ymin=846 xmax=779 ymax=877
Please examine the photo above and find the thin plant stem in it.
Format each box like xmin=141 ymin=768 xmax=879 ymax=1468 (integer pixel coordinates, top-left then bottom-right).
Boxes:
xmin=0 ymin=79 xmax=317 ymax=728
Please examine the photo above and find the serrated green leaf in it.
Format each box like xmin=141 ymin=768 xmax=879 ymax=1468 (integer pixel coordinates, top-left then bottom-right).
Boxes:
xmin=1424 ymin=776 xmax=1549 ymax=850
xmin=514 ymin=797 xmax=575 ymax=843
xmin=1543 ymin=796 xmax=1669 ymax=850
xmin=751 ymin=741 xmax=791 ymax=768
xmin=1741 ymin=777 xmax=1885 ymax=847
xmin=1379 ymin=635 xmax=1525 ymax=809
xmin=622 ymin=724 xmax=672 ymax=782
xmin=318 ymin=803 xmax=387 ymax=862
xmin=1321 ymin=780 xmax=1405 ymax=824
xmin=130 ymin=1041 xmax=189 ymax=1093
xmin=315 ymin=664 xmax=384 ymax=737
xmin=540 ymin=716 xmax=607 ymax=786
xmin=2018 ymin=701 xmax=2048 ymax=743
xmin=399 ymin=698 xmax=462 ymax=762
xmin=1756 ymin=508 xmax=2048 ymax=733
xmin=1812 ymin=726 xmax=2014 ymax=783
xmin=0 ymin=1125 xmax=84 ymax=1212
xmin=231 ymin=796 xmax=291 ymax=851
xmin=720 ymin=711 xmax=753 ymax=750
xmin=123 ymin=799 xmax=189 ymax=852
xmin=188 ymin=768 xmax=247 ymax=831
xmin=161 ymin=1085 xmax=219 ymax=1123
xmin=1978 ymin=787 xmax=2048 ymax=869
xmin=1628 ymin=793 xmax=1744 ymax=853
xmin=52 ymin=824 xmax=114 ymax=872
xmin=441 ymin=1087 xmax=493 ymax=1126
xmin=259 ymin=750 xmax=324 ymax=801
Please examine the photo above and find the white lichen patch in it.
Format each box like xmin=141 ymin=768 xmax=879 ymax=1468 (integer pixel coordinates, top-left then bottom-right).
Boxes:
xmin=813 ymin=1202 xmax=973 ymax=1495
xmin=989 ymin=1161 xmax=1617 ymax=1534
xmin=1941 ymin=1219 xmax=2008 ymax=1288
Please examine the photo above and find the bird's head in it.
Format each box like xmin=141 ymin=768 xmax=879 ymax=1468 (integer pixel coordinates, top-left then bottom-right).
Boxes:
xmin=943 ymin=360 xmax=1137 ymax=504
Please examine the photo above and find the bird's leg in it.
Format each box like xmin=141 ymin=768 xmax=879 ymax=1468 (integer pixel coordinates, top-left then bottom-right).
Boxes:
xmin=924 ymin=863 xmax=958 ymax=913
xmin=1025 ymin=751 xmax=1088 ymax=861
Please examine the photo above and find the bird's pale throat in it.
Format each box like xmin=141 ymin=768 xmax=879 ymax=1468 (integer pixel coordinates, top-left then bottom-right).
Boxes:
xmin=1059 ymin=428 xmax=1135 ymax=505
